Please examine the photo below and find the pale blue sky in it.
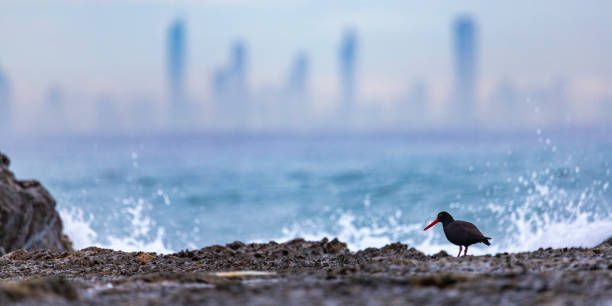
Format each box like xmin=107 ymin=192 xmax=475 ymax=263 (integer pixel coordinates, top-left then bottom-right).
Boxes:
xmin=1 ymin=0 xmax=611 ymax=107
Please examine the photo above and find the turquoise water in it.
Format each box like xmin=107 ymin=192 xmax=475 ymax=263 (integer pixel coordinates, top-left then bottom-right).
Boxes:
xmin=3 ymin=130 xmax=611 ymax=254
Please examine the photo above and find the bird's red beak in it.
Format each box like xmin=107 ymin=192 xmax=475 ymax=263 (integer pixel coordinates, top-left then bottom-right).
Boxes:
xmin=423 ymin=219 xmax=439 ymax=231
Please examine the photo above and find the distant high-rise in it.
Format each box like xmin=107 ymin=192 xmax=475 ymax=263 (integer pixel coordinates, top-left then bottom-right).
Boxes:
xmin=95 ymin=95 xmax=117 ymax=133
xmin=490 ymin=79 xmax=518 ymax=126
xmin=339 ymin=30 xmax=357 ymax=113
xmin=167 ymin=19 xmax=186 ymax=110
xmin=211 ymin=41 xmax=249 ymax=128
xmin=213 ymin=41 xmax=248 ymax=100
xmin=453 ymin=16 xmax=477 ymax=122
xmin=44 ymin=86 xmax=65 ymax=131
xmin=0 ymin=65 xmax=11 ymax=133
xmin=283 ymin=52 xmax=310 ymax=128
xmin=229 ymin=41 xmax=247 ymax=97
xmin=409 ymin=80 xmax=428 ymax=121
xmin=46 ymin=86 xmax=64 ymax=111
xmin=396 ymin=80 xmax=429 ymax=129
xmin=212 ymin=68 xmax=227 ymax=100
xmin=287 ymin=52 xmax=309 ymax=99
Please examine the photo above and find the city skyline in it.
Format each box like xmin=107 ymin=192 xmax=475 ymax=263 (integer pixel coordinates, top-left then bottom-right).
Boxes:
xmin=0 ymin=1 xmax=611 ymax=134
xmin=1 ymin=18 xmax=609 ymax=133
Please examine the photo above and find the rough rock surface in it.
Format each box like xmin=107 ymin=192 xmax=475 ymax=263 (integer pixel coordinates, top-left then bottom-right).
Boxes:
xmin=0 ymin=152 xmax=72 ymax=254
xmin=0 ymin=237 xmax=611 ymax=305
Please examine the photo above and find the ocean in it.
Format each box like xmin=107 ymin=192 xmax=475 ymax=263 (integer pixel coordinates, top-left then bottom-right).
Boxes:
xmin=3 ymin=129 xmax=611 ymax=255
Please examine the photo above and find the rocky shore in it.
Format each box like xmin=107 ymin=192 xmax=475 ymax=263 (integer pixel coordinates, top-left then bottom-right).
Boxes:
xmin=0 ymin=237 xmax=610 ymax=305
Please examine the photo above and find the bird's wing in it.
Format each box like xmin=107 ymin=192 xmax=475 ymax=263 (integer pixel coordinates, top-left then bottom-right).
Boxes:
xmin=454 ymin=220 xmax=487 ymax=241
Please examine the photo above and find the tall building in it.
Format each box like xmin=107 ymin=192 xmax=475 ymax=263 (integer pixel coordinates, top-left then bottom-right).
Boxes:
xmin=287 ymin=52 xmax=309 ymax=99
xmin=0 ymin=65 xmax=11 ymax=134
xmin=46 ymin=86 xmax=64 ymax=111
xmin=339 ymin=30 xmax=357 ymax=114
xmin=490 ymin=79 xmax=518 ymax=126
xmin=43 ymin=85 xmax=65 ymax=132
xmin=212 ymin=68 xmax=228 ymax=100
xmin=453 ymin=16 xmax=477 ymax=123
xmin=211 ymin=41 xmax=249 ymax=129
xmin=282 ymin=52 xmax=310 ymax=128
xmin=396 ymin=80 xmax=429 ymax=129
xmin=229 ymin=41 xmax=246 ymax=96
xmin=213 ymin=41 xmax=248 ymax=101
xmin=167 ymin=19 xmax=186 ymax=117
xmin=408 ymin=80 xmax=428 ymax=123
xmin=95 ymin=95 xmax=118 ymax=133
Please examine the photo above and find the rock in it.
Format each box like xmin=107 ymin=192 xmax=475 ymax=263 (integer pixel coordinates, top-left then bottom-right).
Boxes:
xmin=0 ymin=152 xmax=72 ymax=254
xmin=0 ymin=277 xmax=78 ymax=304
xmin=135 ymin=252 xmax=155 ymax=264
xmin=595 ymin=236 xmax=612 ymax=248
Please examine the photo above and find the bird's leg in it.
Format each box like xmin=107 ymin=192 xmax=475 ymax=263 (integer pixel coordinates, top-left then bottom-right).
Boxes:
xmin=463 ymin=246 xmax=468 ymax=256
xmin=457 ymin=246 xmax=462 ymax=257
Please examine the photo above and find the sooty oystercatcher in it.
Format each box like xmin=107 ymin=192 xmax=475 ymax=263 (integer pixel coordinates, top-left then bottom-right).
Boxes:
xmin=423 ymin=211 xmax=491 ymax=256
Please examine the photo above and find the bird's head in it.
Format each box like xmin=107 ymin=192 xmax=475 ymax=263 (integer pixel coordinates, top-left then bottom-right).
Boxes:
xmin=423 ymin=211 xmax=455 ymax=230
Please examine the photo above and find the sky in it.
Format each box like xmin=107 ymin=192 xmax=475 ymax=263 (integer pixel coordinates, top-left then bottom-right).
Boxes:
xmin=0 ymin=0 xmax=611 ymax=129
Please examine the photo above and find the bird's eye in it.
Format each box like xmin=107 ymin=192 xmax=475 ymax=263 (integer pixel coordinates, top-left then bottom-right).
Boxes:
xmin=438 ymin=213 xmax=442 ymax=217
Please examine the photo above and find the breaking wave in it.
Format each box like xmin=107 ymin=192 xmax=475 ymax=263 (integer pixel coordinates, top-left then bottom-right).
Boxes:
xmin=59 ymin=200 xmax=172 ymax=254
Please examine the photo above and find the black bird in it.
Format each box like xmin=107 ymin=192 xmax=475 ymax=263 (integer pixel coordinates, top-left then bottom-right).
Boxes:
xmin=423 ymin=211 xmax=491 ymax=256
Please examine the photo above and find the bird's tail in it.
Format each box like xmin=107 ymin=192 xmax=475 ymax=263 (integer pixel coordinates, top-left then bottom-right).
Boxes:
xmin=483 ymin=237 xmax=491 ymax=246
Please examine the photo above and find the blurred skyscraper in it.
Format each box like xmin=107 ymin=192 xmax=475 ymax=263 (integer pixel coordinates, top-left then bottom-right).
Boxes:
xmin=211 ymin=41 xmax=249 ymax=128
xmin=95 ymin=95 xmax=118 ymax=133
xmin=283 ymin=52 xmax=310 ymax=128
xmin=212 ymin=41 xmax=248 ymax=100
xmin=409 ymin=80 xmax=428 ymax=125
xmin=167 ymin=19 xmax=187 ymax=123
xmin=490 ymin=79 xmax=519 ymax=127
xmin=394 ymin=80 xmax=429 ymax=129
xmin=0 ymin=64 xmax=11 ymax=134
xmin=230 ymin=42 xmax=246 ymax=97
xmin=338 ymin=30 xmax=357 ymax=119
xmin=212 ymin=69 xmax=228 ymax=99
xmin=287 ymin=52 xmax=309 ymax=101
xmin=453 ymin=16 xmax=477 ymax=124
xmin=42 ymin=85 xmax=65 ymax=133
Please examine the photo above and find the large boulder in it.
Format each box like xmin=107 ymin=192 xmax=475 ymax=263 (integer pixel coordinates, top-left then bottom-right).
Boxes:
xmin=0 ymin=152 xmax=72 ymax=254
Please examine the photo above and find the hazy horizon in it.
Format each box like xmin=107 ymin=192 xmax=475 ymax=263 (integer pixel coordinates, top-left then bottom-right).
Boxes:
xmin=1 ymin=1 xmax=611 ymax=135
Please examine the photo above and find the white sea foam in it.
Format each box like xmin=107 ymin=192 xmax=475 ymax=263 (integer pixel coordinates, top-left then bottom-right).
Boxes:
xmin=58 ymin=208 xmax=97 ymax=249
xmin=59 ymin=201 xmax=172 ymax=254
xmin=504 ymin=212 xmax=612 ymax=252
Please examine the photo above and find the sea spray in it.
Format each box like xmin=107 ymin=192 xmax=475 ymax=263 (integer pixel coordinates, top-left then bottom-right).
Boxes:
xmin=60 ymin=203 xmax=173 ymax=254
